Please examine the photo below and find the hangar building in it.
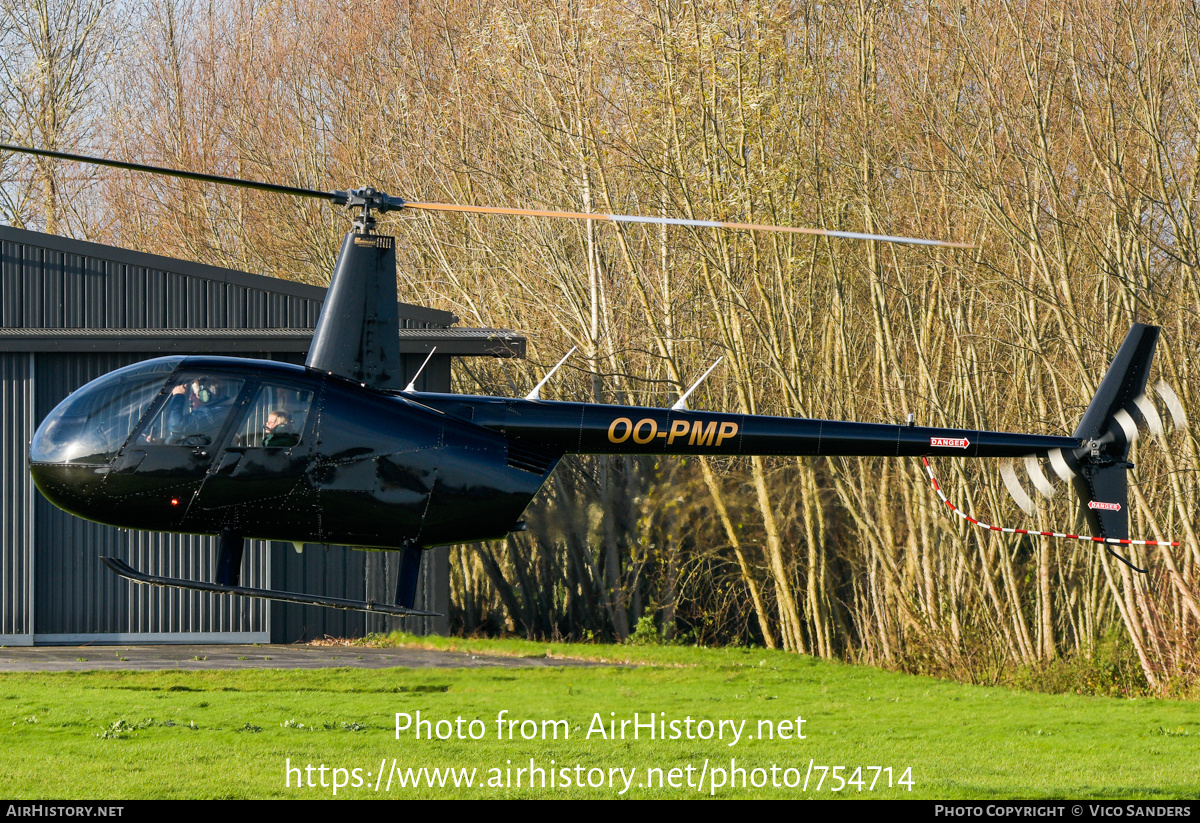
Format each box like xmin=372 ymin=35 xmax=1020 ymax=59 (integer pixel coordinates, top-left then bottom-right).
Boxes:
xmin=0 ymin=224 xmax=523 ymax=645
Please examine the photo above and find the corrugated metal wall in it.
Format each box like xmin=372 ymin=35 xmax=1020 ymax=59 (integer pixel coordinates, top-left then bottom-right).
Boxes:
xmin=1 ymin=234 xmax=323 ymax=331
xmin=0 ymin=354 xmax=32 ymax=640
xmin=1 ymin=226 xmax=455 ymax=644
xmin=269 ymin=545 xmax=448 ymax=642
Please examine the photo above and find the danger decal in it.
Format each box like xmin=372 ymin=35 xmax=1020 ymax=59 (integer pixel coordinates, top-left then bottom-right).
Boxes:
xmin=1087 ymin=501 xmax=1122 ymax=511
xmin=930 ymin=436 xmax=970 ymax=448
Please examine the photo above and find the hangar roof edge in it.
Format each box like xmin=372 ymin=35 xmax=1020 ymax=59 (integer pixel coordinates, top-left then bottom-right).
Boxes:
xmin=0 ymin=223 xmax=457 ymax=328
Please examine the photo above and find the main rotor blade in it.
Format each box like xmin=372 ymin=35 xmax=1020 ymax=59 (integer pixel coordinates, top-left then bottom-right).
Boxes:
xmin=2 ymin=142 xmax=973 ymax=247
xmin=405 ymin=201 xmax=975 ymax=248
xmin=0 ymin=143 xmax=338 ymax=203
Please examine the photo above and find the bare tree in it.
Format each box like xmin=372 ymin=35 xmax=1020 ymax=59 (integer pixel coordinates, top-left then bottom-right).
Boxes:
xmin=53 ymin=0 xmax=1197 ymax=686
xmin=0 ymin=0 xmax=114 ymax=233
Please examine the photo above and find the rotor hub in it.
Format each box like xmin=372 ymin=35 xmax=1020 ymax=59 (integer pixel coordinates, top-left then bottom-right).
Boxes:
xmin=332 ymin=187 xmax=407 ymax=234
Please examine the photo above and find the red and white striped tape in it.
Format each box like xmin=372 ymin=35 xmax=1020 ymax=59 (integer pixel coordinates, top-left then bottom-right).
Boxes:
xmin=919 ymin=456 xmax=1179 ymax=547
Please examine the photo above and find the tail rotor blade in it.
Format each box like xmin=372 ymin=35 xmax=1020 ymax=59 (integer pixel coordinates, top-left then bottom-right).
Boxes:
xmin=1133 ymin=393 xmax=1165 ymax=439
xmin=1155 ymin=381 xmax=1188 ymax=432
xmin=1048 ymin=448 xmax=1077 ymax=482
xmin=1112 ymin=407 xmax=1139 ymax=447
xmin=1024 ymin=454 xmax=1057 ymax=499
xmin=1000 ymin=460 xmax=1037 ymax=515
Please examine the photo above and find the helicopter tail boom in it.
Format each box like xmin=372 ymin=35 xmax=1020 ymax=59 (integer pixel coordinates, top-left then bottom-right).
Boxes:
xmin=416 ymin=394 xmax=1080 ymax=459
xmin=415 ymin=324 xmax=1180 ymax=554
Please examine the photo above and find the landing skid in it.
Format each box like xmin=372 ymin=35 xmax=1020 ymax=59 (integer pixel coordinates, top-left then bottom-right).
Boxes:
xmin=101 ymin=556 xmax=440 ymax=617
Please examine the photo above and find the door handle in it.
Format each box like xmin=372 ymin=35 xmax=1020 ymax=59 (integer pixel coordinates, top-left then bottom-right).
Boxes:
xmin=215 ymin=453 xmax=241 ymax=475
xmin=113 ymin=450 xmax=146 ymax=474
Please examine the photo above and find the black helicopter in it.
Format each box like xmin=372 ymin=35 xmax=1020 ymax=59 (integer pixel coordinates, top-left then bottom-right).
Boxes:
xmin=5 ymin=143 xmax=1180 ymax=618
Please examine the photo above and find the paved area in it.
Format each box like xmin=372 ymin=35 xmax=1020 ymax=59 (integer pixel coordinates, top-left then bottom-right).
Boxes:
xmin=0 ymin=644 xmax=608 ymax=672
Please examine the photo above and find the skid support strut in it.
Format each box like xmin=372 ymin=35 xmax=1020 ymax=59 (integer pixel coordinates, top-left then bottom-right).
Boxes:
xmin=215 ymin=529 xmax=244 ymax=586
xmin=395 ymin=543 xmax=423 ymax=610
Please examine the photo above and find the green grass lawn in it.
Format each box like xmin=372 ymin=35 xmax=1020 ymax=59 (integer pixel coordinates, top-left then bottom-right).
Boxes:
xmin=1 ymin=637 xmax=1196 ymax=799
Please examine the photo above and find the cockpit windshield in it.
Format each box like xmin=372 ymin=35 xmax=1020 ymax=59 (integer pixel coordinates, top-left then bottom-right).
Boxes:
xmin=30 ymin=357 xmax=184 ymax=465
xmin=138 ymin=374 xmax=247 ymax=446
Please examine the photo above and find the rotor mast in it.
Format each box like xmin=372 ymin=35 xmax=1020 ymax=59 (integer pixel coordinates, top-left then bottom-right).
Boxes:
xmin=332 ymin=187 xmax=407 ymax=234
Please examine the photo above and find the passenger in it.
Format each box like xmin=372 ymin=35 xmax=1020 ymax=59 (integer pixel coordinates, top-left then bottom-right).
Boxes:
xmin=263 ymin=410 xmax=299 ymax=447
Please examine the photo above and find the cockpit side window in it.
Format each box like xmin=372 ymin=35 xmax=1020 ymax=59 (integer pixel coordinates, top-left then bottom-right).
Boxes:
xmin=30 ymin=358 xmax=184 ymax=465
xmin=139 ymin=375 xmax=247 ymax=447
xmin=234 ymin=384 xmax=314 ymax=448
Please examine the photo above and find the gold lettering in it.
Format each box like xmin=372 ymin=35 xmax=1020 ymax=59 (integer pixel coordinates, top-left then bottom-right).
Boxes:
xmin=608 ymin=417 xmax=633 ymax=444
xmin=633 ymin=418 xmax=658 ymax=444
xmin=689 ymin=421 xmax=717 ymax=446
xmin=668 ymin=420 xmax=691 ymax=445
xmin=715 ymin=421 xmax=739 ymax=446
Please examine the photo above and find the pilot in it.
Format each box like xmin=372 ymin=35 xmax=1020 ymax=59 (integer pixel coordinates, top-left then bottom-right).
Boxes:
xmin=188 ymin=378 xmax=213 ymax=407
xmin=164 ymin=377 xmax=237 ymax=445
xmin=262 ymin=410 xmax=298 ymax=447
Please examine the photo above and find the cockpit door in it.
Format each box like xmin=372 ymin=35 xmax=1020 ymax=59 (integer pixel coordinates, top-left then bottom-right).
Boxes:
xmin=190 ymin=379 xmax=320 ymax=540
xmin=107 ymin=373 xmax=250 ymax=525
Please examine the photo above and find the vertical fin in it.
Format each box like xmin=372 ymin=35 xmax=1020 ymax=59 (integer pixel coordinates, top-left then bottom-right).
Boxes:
xmin=1073 ymin=324 xmax=1158 ymax=448
xmin=1072 ymin=466 xmax=1128 ymax=541
xmin=306 ymin=233 xmax=403 ymax=390
xmin=1068 ymin=325 xmax=1159 ymax=542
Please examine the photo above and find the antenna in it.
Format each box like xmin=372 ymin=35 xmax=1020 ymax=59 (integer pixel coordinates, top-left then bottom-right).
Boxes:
xmin=402 ymin=347 xmax=437 ymax=393
xmin=525 ymin=347 xmax=577 ymax=400
xmin=671 ymin=358 xmax=723 ymax=411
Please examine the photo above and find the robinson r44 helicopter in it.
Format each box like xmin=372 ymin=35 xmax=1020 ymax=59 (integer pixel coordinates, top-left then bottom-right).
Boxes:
xmin=6 ymin=143 xmax=1185 ymax=618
